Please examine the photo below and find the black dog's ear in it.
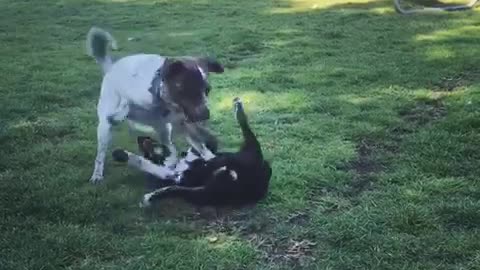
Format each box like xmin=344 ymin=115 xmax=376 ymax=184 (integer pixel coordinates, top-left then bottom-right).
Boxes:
xmin=197 ymin=57 xmax=224 ymax=74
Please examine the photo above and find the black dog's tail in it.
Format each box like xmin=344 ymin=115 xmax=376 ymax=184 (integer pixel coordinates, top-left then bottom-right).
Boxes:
xmin=142 ymin=186 xmax=209 ymax=206
xmin=234 ymin=98 xmax=262 ymax=157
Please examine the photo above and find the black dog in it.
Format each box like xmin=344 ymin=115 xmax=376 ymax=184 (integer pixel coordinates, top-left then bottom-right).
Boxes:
xmin=112 ymin=98 xmax=272 ymax=207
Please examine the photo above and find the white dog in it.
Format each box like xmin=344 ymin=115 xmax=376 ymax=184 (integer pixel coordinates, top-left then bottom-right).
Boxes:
xmin=86 ymin=27 xmax=224 ymax=183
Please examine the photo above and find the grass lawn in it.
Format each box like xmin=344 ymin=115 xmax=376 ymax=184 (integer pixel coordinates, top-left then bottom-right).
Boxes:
xmin=2 ymin=0 xmax=480 ymax=269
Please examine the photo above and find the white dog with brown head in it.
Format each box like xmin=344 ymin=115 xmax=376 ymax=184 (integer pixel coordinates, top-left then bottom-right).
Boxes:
xmin=86 ymin=27 xmax=223 ymax=183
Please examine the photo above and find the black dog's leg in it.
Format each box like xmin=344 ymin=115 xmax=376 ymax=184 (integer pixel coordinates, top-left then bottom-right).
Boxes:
xmin=233 ymin=97 xmax=262 ymax=157
xmin=141 ymin=186 xmax=207 ymax=207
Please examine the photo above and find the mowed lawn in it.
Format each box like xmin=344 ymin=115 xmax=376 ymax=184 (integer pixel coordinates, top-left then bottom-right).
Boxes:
xmin=2 ymin=0 xmax=480 ymax=269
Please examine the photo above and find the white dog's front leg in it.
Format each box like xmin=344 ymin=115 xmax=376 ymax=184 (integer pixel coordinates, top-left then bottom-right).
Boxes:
xmin=164 ymin=144 xmax=178 ymax=168
xmin=107 ymin=98 xmax=129 ymax=125
xmin=156 ymin=123 xmax=178 ymax=168
xmin=181 ymin=122 xmax=216 ymax=161
xmin=90 ymin=120 xmax=112 ymax=183
xmin=186 ymin=136 xmax=215 ymax=161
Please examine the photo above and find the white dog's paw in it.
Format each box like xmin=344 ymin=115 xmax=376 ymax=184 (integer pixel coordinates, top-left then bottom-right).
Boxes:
xmin=201 ymin=148 xmax=216 ymax=161
xmin=89 ymin=173 xmax=104 ymax=184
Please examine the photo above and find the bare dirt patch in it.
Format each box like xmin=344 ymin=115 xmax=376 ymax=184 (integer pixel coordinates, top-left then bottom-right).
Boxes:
xmin=337 ymin=98 xmax=447 ymax=198
xmin=338 ymin=138 xmax=383 ymax=197
xmin=348 ymin=138 xmax=383 ymax=175
xmin=399 ymin=98 xmax=447 ymax=127
xmin=384 ymin=97 xmax=448 ymax=157
xmin=178 ymin=208 xmax=319 ymax=268
xmin=248 ymin=235 xmax=317 ymax=269
xmin=431 ymin=71 xmax=480 ymax=92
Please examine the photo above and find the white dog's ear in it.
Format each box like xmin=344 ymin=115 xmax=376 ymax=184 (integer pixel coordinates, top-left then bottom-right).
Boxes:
xmin=162 ymin=58 xmax=187 ymax=78
xmin=196 ymin=57 xmax=224 ymax=73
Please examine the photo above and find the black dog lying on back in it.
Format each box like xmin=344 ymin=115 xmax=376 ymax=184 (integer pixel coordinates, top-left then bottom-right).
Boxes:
xmin=112 ymin=98 xmax=272 ymax=207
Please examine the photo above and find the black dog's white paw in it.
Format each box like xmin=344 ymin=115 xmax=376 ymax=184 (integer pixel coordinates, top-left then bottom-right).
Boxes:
xmin=233 ymin=97 xmax=247 ymax=124
xmin=233 ymin=97 xmax=243 ymax=113
xmin=139 ymin=199 xmax=151 ymax=208
xmin=233 ymin=97 xmax=242 ymax=106
xmin=112 ymin=149 xmax=129 ymax=162
xmin=139 ymin=193 xmax=154 ymax=208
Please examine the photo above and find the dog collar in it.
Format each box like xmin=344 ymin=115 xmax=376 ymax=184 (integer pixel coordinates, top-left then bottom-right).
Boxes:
xmin=148 ymin=67 xmax=172 ymax=117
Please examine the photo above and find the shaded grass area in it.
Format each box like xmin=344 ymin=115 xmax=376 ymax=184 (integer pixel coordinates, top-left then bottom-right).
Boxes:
xmin=1 ymin=0 xmax=480 ymax=269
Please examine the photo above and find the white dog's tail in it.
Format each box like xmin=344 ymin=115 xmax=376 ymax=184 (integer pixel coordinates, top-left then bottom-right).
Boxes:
xmin=86 ymin=27 xmax=118 ymax=74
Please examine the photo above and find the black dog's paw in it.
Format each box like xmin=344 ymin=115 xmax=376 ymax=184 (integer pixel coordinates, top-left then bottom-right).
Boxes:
xmin=233 ymin=97 xmax=247 ymax=124
xmin=112 ymin=149 xmax=129 ymax=162
xmin=233 ymin=97 xmax=242 ymax=107
xmin=233 ymin=97 xmax=244 ymax=113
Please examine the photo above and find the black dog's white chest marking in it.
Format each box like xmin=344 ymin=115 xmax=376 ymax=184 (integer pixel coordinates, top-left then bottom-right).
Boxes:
xmin=213 ymin=166 xmax=238 ymax=181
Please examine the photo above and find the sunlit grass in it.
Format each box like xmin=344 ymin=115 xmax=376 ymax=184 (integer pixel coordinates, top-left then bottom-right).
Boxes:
xmin=424 ymin=46 xmax=457 ymax=60
xmin=212 ymin=91 xmax=310 ymax=112
xmin=336 ymin=94 xmax=375 ymax=105
xmin=416 ymin=25 xmax=480 ymax=42
xmin=269 ymin=0 xmax=380 ymax=14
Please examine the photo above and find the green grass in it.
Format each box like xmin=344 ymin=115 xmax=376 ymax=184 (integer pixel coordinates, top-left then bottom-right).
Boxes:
xmin=1 ymin=0 xmax=480 ymax=269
